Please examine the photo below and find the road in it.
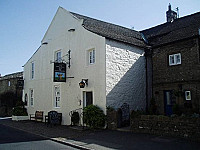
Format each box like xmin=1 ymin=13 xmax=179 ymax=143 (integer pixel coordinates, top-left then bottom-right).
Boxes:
xmin=0 ymin=124 xmax=78 ymax=150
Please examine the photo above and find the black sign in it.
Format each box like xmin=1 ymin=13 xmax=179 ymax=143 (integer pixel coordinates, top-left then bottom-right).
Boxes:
xmin=54 ymin=63 xmax=66 ymax=82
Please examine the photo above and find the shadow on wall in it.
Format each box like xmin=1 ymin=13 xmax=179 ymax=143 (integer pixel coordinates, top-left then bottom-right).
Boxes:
xmin=106 ymin=56 xmax=146 ymax=111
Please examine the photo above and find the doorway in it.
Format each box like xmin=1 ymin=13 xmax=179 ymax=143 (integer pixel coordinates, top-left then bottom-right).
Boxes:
xmin=164 ymin=90 xmax=173 ymax=116
xmin=83 ymin=91 xmax=93 ymax=107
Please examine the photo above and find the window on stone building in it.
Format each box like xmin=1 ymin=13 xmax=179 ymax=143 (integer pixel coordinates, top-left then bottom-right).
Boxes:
xmin=88 ymin=49 xmax=95 ymax=64
xmin=185 ymin=91 xmax=191 ymax=100
xmin=30 ymin=89 xmax=34 ymax=106
xmin=8 ymin=81 xmax=11 ymax=86
xmin=169 ymin=53 xmax=181 ymax=66
xmin=54 ymin=85 xmax=61 ymax=108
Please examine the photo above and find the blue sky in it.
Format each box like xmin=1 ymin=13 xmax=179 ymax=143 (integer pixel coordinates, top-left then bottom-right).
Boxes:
xmin=0 ymin=0 xmax=200 ymax=76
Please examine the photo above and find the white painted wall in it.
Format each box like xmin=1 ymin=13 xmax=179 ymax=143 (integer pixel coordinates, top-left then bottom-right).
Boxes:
xmin=23 ymin=7 xmax=106 ymax=125
xmin=105 ymin=39 xmax=146 ymax=111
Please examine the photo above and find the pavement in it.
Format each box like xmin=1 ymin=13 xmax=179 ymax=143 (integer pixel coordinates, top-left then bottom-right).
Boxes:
xmin=0 ymin=118 xmax=200 ymax=150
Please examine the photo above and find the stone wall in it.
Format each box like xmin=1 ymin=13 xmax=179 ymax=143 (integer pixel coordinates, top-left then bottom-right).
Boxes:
xmin=106 ymin=39 xmax=146 ymax=111
xmin=152 ymin=38 xmax=200 ymax=114
xmin=0 ymin=72 xmax=23 ymax=116
xmin=130 ymin=114 xmax=200 ymax=141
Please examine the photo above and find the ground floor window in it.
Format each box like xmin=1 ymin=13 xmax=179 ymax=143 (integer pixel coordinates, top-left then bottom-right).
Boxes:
xmin=30 ymin=89 xmax=34 ymax=106
xmin=54 ymin=86 xmax=61 ymax=108
xmin=185 ymin=91 xmax=191 ymax=100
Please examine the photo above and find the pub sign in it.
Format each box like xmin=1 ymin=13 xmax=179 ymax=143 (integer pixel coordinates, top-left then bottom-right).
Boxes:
xmin=54 ymin=63 xmax=66 ymax=82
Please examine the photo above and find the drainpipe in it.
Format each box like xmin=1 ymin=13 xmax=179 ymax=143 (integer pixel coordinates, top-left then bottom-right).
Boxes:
xmin=144 ymin=47 xmax=152 ymax=113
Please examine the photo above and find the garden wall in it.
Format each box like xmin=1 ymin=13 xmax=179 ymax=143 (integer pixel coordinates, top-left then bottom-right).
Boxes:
xmin=131 ymin=114 xmax=200 ymax=141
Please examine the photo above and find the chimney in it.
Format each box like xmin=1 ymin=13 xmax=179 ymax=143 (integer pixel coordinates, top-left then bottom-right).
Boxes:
xmin=166 ymin=3 xmax=177 ymax=22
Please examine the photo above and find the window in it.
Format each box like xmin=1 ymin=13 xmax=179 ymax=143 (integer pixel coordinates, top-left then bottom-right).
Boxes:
xmin=185 ymin=91 xmax=191 ymax=100
xmin=55 ymin=51 xmax=62 ymax=63
xmin=54 ymin=86 xmax=60 ymax=108
xmin=30 ymin=89 xmax=34 ymax=106
xmin=89 ymin=49 xmax=95 ymax=64
xmin=169 ymin=53 xmax=181 ymax=66
xmin=8 ymin=81 xmax=11 ymax=86
xmin=31 ymin=62 xmax=35 ymax=79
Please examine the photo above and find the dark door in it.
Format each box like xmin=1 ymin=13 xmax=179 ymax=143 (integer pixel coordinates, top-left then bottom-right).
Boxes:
xmin=83 ymin=92 xmax=93 ymax=107
xmin=164 ymin=91 xmax=173 ymax=116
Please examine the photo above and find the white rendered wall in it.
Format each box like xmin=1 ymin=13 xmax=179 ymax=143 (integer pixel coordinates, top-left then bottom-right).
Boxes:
xmin=106 ymin=39 xmax=146 ymax=111
xmin=23 ymin=7 xmax=106 ymax=125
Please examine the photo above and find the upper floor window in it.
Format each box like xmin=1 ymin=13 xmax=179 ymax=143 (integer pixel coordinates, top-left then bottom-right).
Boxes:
xmin=89 ymin=49 xmax=95 ymax=64
xmin=8 ymin=81 xmax=11 ymax=86
xmin=55 ymin=50 xmax=62 ymax=63
xmin=31 ymin=62 xmax=35 ymax=79
xmin=169 ymin=53 xmax=181 ymax=66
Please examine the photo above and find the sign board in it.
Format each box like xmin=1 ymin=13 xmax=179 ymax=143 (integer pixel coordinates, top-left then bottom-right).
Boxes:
xmin=54 ymin=63 xmax=66 ymax=82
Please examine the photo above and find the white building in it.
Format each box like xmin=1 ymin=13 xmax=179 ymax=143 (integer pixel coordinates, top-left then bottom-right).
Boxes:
xmin=23 ymin=7 xmax=147 ymax=125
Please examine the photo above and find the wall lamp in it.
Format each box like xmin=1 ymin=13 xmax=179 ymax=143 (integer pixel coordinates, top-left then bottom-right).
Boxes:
xmin=79 ymin=79 xmax=88 ymax=88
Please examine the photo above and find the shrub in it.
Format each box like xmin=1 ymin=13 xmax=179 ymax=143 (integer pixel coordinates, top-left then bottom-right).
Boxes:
xmin=12 ymin=106 xmax=28 ymax=116
xmin=83 ymin=105 xmax=106 ymax=129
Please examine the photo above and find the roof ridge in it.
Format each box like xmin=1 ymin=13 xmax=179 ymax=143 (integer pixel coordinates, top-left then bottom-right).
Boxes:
xmin=141 ymin=11 xmax=200 ymax=33
xmin=70 ymin=12 xmax=141 ymax=36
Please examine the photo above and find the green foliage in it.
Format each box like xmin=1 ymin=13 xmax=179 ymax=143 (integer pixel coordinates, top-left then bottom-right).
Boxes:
xmin=12 ymin=100 xmax=27 ymax=116
xmin=83 ymin=105 xmax=106 ymax=129
xmin=131 ymin=110 xmax=145 ymax=118
xmin=12 ymin=106 xmax=28 ymax=116
xmin=106 ymin=106 xmax=115 ymax=112
xmin=71 ymin=111 xmax=80 ymax=125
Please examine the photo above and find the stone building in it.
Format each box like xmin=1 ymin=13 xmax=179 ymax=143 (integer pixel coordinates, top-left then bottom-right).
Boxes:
xmin=23 ymin=7 xmax=148 ymax=125
xmin=141 ymin=5 xmax=200 ymax=115
xmin=0 ymin=72 xmax=23 ymax=116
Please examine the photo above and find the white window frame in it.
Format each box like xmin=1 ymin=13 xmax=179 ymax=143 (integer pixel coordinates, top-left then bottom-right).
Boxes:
xmin=185 ymin=91 xmax=191 ymax=100
xmin=89 ymin=49 xmax=95 ymax=64
xmin=31 ymin=62 xmax=35 ymax=79
xmin=169 ymin=53 xmax=181 ymax=66
xmin=54 ymin=85 xmax=61 ymax=108
xmin=30 ymin=89 xmax=34 ymax=107
xmin=55 ymin=50 xmax=62 ymax=63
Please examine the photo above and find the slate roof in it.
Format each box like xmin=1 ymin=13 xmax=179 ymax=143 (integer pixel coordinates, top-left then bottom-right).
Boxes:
xmin=141 ymin=11 xmax=200 ymax=47
xmin=70 ymin=12 xmax=147 ymax=48
xmin=0 ymin=72 xmax=23 ymax=80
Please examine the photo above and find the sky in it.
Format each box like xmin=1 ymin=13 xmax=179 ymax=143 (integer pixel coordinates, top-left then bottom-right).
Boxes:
xmin=0 ymin=0 xmax=200 ymax=76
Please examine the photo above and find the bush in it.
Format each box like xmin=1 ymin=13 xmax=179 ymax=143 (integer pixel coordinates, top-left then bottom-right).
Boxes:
xmin=12 ymin=100 xmax=27 ymax=116
xmin=83 ymin=105 xmax=106 ymax=129
xmin=12 ymin=106 xmax=28 ymax=116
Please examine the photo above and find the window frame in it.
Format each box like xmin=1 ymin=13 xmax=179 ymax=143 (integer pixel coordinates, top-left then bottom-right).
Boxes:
xmin=185 ymin=91 xmax=191 ymax=100
xmin=30 ymin=89 xmax=34 ymax=107
xmin=54 ymin=85 xmax=61 ymax=108
xmin=88 ymin=49 xmax=95 ymax=65
xmin=169 ymin=53 xmax=181 ymax=66
xmin=55 ymin=50 xmax=62 ymax=63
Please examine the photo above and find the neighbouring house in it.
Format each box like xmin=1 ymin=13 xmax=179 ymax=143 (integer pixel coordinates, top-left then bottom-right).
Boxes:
xmin=0 ymin=72 xmax=23 ymax=116
xmin=141 ymin=4 xmax=200 ymax=115
xmin=23 ymin=7 xmax=148 ymax=125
